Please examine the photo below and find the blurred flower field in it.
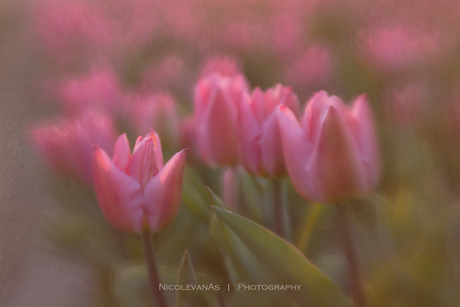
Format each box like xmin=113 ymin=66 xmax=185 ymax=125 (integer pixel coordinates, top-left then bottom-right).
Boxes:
xmin=2 ymin=0 xmax=460 ymax=306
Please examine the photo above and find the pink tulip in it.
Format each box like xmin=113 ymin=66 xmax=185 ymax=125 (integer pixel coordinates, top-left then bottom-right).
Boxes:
xmin=277 ymin=91 xmax=380 ymax=203
xmin=238 ymin=84 xmax=300 ymax=177
xmin=34 ymin=1 xmax=110 ymax=66
xmin=200 ymin=57 xmax=241 ymax=78
xmin=179 ymin=116 xmax=201 ymax=163
xmin=285 ymin=45 xmax=334 ymax=91
xmin=125 ymin=93 xmax=180 ymax=150
xmin=358 ymin=25 xmax=443 ymax=73
xmin=194 ymin=73 xmax=249 ymax=166
xmin=57 ymin=70 xmax=123 ymax=115
xmin=31 ymin=112 xmax=117 ymax=184
xmin=93 ymin=131 xmax=187 ymax=233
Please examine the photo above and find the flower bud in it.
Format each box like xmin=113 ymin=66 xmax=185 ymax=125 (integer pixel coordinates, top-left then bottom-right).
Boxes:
xmin=277 ymin=91 xmax=380 ymax=203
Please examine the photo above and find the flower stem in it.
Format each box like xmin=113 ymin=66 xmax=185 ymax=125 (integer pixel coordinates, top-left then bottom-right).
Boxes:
xmin=337 ymin=205 xmax=368 ymax=307
xmin=216 ymin=291 xmax=227 ymax=307
xmin=141 ymin=229 xmax=168 ymax=307
xmin=273 ymin=179 xmax=284 ymax=238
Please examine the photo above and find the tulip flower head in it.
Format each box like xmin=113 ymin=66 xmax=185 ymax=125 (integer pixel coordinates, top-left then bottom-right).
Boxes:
xmin=194 ymin=73 xmax=249 ymax=166
xmin=277 ymin=91 xmax=380 ymax=204
xmin=58 ymin=70 xmax=123 ymax=115
xmin=238 ymin=84 xmax=300 ymax=177
xmin=31 ymin=112 xmax=117 ymax=184
xmin=93 ymin=131 xmax=187 ymax=233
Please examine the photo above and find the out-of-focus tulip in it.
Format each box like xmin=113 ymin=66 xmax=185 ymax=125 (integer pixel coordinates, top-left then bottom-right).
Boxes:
xmin=179 ymin=116 xmax=201 ymax=163
xmin=383 ymin=82 xmax=427 ymax=127
xmin=93 ymin=131 xmax=187 ymax=233
xmin=277 ymin=91 xmax=380 ymax=203
xmin=34 ymin=1 xmax=110 ymax=66
xmin=125 ymin=93 xmax=180 ymax=150
xmin=31 ymin=112 xmax=117 ymax=184
xmin=194 ymin=73 xmax=249 ymax=166
xmin=358 ymin=25 xmax=444 ymax=73
xmin=57 ymin=70 xmax=123 ymax=115
xmin=238 ymin=84 xmax=300 ymax=177
xmin=200 ymin=57 xmax=241 ymax=78
xmin=285 ymin=45 xmax=334 ymax=92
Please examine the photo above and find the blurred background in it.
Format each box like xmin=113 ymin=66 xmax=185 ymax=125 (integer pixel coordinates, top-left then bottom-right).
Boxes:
xmin=2 ymin=0 xmax=460 ymax=306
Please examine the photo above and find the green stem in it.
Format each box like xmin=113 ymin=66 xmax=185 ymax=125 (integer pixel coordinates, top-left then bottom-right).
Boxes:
xmin=337 ymin=205 xmax=368 ymax=307
xmin=273 ymin=179 xmax=284 ymax=238
xmin=141 ymin=229 xmax=168 ymax=307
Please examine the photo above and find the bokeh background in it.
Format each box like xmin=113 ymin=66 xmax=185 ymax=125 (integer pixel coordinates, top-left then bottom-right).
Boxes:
xmin=2 ymin=0 xmax=460 ymax=306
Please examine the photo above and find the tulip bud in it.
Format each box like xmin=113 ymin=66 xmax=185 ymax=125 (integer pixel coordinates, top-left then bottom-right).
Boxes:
xmin=238 ymin=84 xmax=300 ymax=177
xmin=31 ymin=112 xmax=117 ymax=184
xmin=277 ymin=91 xmax=380 ymax=203
xmin=194 ymin=73 xmax=249 ymax=166
xmin=93 ymin=131 xmax=187 ymax=233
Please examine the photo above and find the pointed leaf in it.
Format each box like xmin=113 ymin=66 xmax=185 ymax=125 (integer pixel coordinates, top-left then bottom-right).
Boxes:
xmin=176 ymin=251 xmax=210 ymax=307
xmin=212 ymin=207 xmax=354 ymax=307
xmin=205 ymin=187 xmax=226 ymax=209
xmin=210 ymin=214 xmax=292 ymax=306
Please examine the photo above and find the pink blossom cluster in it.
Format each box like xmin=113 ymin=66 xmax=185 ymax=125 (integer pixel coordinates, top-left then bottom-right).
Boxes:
xmin=29 ymin=0 xmax=460 ymax=234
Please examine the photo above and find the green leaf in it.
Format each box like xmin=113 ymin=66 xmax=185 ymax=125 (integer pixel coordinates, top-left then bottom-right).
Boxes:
xmin=205 ymin=186 xmax=226 ymax=209
xmin=212 ymin=207 xmax=355 ymax=307
xmin=182 ymin=183 xmax=210 ymax=222
xmin=211 ymin=214 xmax=292 ymax=306
xmin=176 ymin=250 xmax=211 ymax=307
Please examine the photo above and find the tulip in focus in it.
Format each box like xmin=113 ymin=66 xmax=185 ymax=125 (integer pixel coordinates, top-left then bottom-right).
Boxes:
xmin=194 ymin=73 xmax=249 ymax=166
xmin=239 ymin=84 xmax=300 ymax=177
xmin=93 ymin=131 xmax=187 ymax=233
xmin=31 ymin=112 xmax=117 ymax=184
xmin=277 ymin=91 xmax=380 ymax=204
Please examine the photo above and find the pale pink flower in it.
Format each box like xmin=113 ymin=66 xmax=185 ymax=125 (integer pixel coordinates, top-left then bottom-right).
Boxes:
xmin=277 ymin=91 xmax=380 ymax=203
xmin=93 ymin=131 xmax=187 ymax=233
xmin=194 ymin=73 xmax=249 ymax=166
xmin=238 ymin=84 xmax=300 ymax=177
xmin=31 ymin=112 xmax=117 ymax=184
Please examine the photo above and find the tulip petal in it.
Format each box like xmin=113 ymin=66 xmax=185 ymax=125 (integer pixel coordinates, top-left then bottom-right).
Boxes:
xmin=93 ymin=146 xmax=143 ymax=232
xmin=238 ymin=94 xmax=263 ymax=175
xmin=129 ymin=136 xmax=161 ymax=189
xmin=281 ymin=91 xmax=301 ymax=118
xmin=134 ymin=135 xmax=144 ymax=149
xmin=260 ymin=111 xmax=285 ymax=177
xmin=146 ymin=130 xmax=164 ymax=168
xmin=351 ymin=95 xmax=380 ymax=189
xmin=142 ymin=149 xmax=187 ymax=233
xmin=112 ymin=133 xmax=130 ymax=173
xmin=277 ymin=105 xmax=316 ymax=200
xmin=303 ymin=91 xmax=330 ymax=141
xmin=251 ymin=88 xmax=267 ymax=123
xmin=309 ymin=106 xmax=366 ymax=203
xmin=203 ymin=87 xmax=239 ymax=165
